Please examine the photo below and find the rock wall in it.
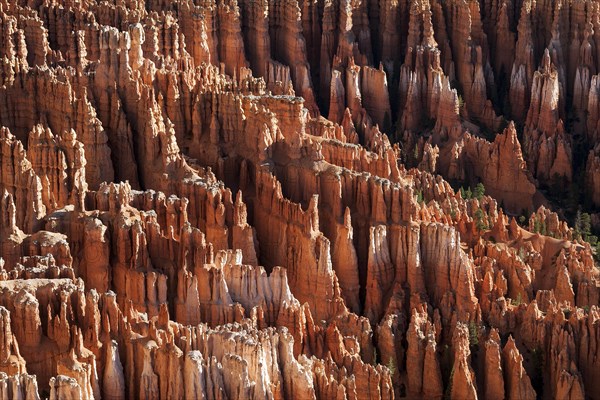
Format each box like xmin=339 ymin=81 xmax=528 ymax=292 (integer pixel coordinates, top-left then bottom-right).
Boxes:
xmin=0 ymin=0 xmax=599 ymax=399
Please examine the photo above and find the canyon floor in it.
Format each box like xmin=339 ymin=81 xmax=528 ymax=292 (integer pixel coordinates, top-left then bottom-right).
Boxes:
xmin=0 ymin=0 xmax=600 ymax=399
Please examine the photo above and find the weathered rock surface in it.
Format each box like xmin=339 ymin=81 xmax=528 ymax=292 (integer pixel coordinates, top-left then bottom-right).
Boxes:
xmin=0 ymin=0 xmax=599 ymax=399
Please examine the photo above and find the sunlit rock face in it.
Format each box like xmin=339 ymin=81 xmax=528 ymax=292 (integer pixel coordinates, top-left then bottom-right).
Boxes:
xmin=0 ymin=0 xmax=600 ymax=399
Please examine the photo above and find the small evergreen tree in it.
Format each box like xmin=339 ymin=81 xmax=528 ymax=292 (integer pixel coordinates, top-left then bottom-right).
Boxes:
xmin=415 ymin=189 xmax=424 ymax=204
xmin=461 ymin=187 xmax=473 ymax=200
xmin=581 ymin=212 xmax=592 ymax=238
xmin=511 ymin=293 xmax=523 ymax=306
xmin=540 ymin=220 xmax=547 ymax=236
xmin=575 ymin=211 xmax=583 ymax=235
xmin=474 ymin=183 xmax=485 ymax=200
xmin=386 ymin=358 xmax=396 ymax=376
xmin=588 ymin=235 xmax=598 ymax=246
xmin=475 ymin=209 xmax=487 ymax=231
xmin=533 ymin=217 xmax=541 ymax=234
xmin=450 ymin=208 xmax=457 ymax=219
xmin=574 ymin=211 xmax=592 ymax=240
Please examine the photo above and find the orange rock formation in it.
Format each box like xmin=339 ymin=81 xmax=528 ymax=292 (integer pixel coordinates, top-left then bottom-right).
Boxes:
xmin=0 ymin=0 xmax=600 ymax=399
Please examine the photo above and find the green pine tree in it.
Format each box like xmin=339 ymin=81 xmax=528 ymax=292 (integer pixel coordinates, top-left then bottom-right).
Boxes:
xmin=474 ymin=183 xmax=485 ymax=200
xmin=475 ymin=209 xmax=487 ymax=231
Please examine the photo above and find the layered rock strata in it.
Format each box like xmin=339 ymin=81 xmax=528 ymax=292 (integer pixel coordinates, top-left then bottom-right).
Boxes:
xmin=0 ymin=1 xmax=599 ymax=399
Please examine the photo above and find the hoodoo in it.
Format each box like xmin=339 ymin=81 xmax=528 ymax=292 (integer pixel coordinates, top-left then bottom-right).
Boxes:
xmin=0 ymin=0 xmax=599 ymax=399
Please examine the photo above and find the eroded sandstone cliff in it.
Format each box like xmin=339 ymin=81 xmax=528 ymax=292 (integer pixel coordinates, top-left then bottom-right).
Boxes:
xmin=0 ymin=0 xmax=599 ymax=399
